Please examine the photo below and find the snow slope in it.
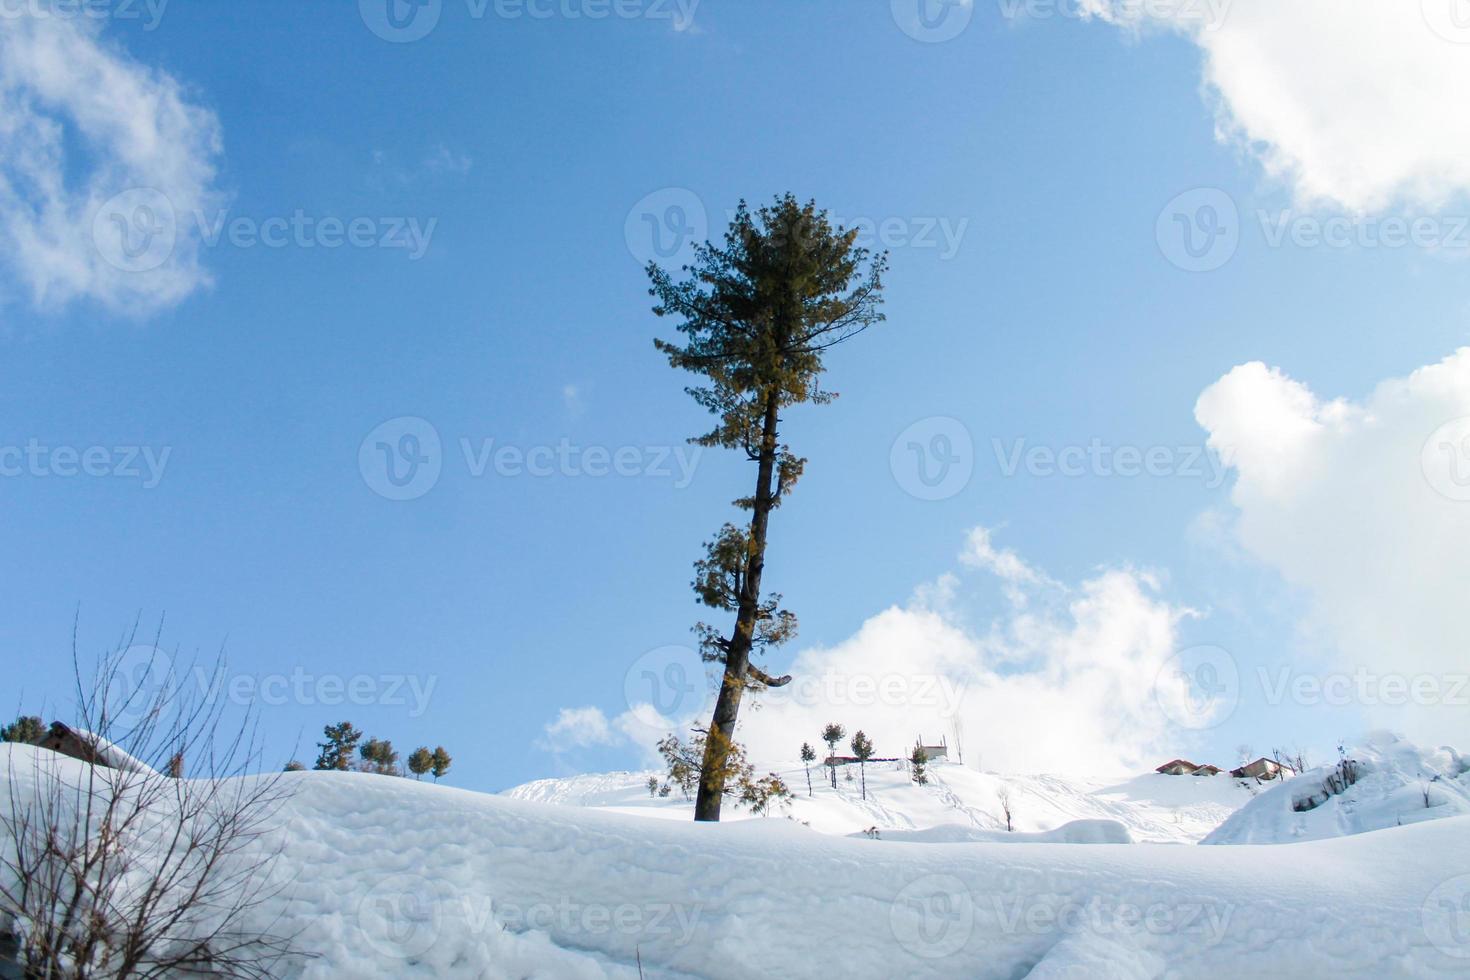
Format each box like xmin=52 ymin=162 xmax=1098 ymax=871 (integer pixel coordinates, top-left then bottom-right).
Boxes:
xmin=5 ymin=744 xmax=1470 ymax=978
xmin=506 ymin=757 xmax=1256 ymax=844
xmin=1204 ymin=732 xmax=1470 ymax=845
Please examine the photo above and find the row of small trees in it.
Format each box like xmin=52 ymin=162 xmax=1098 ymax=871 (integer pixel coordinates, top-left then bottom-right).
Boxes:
xmin=0 ymin=715 xmax=44 ymax=744
xmin=797 ymin=724 xmax=931 ymax=801
xmin=292 ymin=721 xmax=452 ymax=781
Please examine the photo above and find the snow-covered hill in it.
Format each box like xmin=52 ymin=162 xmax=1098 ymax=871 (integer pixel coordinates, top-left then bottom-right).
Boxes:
xmin=1204 ymin=732 xmax=1470 ymax=845
xmin=6 ymin=743 xmax=1470 ymax=977
xmin=506 ymin=757 xmax=1257 ymax=844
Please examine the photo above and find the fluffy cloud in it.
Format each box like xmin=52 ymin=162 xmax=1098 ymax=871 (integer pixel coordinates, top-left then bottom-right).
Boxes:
xmin=1196 ymin=350 xmax=1470 ymax=746
xmin=0 ymin=11 xmax=222 ymax=315
xmin=538 ymin=706 xmax=617 ymax=753
xmin=1085 ymin=0 xmax=1470 ymax=212
xmin=550 ymin=528 xmax=1201 ymax=777
xmin=738 ymin=549 xmax=1195 ymax=776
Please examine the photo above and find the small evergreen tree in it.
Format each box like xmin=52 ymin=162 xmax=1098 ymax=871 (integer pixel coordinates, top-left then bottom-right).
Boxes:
xmin=408 ymin=746 xmax=433 ymax=780
xmin=284 ymin=760 xmax=305 ymax=772
xmin=658 ymin=733 xmax=703 ymax=800
xmin=850 ymin=731 xmax=874 ymax=801
xmin=0 ymin=715 xmax=43 ymax=744
xmin=800 ymin=742 xmax=816 ymax=797
xmin=739 ymin=773 xmax=792 ymax=817
xmin=910 ymin=745 xmax=929 ymax=786
xmin=647 ymin=775 xmax=660 ymax=797
xmin=359 ymin=737 xmax=400 ymax=776
xmin=314 ymin=721 xmax=363 ymax=771
xmin=431 ymin=746 xmax=452 ymax=781
xmin=821 ymin=723 xmax=845 ymax=788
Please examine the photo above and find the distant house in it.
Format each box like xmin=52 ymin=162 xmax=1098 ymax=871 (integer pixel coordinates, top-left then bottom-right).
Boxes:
xmin=30 ymin=721 xmax=154 ymax=774
xmin=915 ymin=736 xmax=948 ymax=762
xmin=1156 ymin=759 xmax=1221 ymax=776
xmin=1231 ymin=757 xmax=1294 ymax=782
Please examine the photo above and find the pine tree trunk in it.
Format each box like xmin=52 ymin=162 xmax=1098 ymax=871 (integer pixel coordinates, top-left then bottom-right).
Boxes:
xmin=805 ymin=764 xmax=812 ymax=797
xmin=694 ymin=393 xmax=781 ymax=822
xmin=860 ymin=762 xmax=866 ymax=800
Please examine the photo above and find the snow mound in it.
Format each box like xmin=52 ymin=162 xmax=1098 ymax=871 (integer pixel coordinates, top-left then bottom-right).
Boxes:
xmin=6 ymin=744 xmax=1470 ymax=977
xmin=1203 ymin=732 xmax=1470 ymax=845
xmin=506 ymin=759 xmax=1254 ymax=844
xmin=862 ymin=818 xmax=1132 ymax=844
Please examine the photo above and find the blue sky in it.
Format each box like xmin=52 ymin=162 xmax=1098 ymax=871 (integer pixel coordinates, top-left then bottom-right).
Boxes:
xmin=4 ymin=1 xmax=1470 ymax=790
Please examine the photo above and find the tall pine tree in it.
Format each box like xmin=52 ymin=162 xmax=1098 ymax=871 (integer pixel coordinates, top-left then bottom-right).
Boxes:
xmin=649 ymin=194 xmax=887 ymax=821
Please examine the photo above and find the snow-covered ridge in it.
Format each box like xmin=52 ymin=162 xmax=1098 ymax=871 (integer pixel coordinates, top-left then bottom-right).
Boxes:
xmin=6 ymin=743 xmax=1470 ymax=977
xmin=1204 ymin=732 xmax=1470 ymax=845
xmin=505 ymin=757 xmax=1257 ymax=844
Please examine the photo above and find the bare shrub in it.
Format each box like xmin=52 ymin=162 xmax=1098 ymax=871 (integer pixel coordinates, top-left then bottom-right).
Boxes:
xmin=0 ymin=623 xmax=300 ymax=978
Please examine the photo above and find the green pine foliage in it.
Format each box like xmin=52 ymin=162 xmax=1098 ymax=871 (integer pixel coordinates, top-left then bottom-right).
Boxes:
xmin=851 ymin=730 xmax=874 ymax=800
xmin=314 ymin=721 xmax=363 ymax=771
xmin=910 ymin=745 xmax=929 ymax=786
xmin=821 ymin=723 xmax=845 ymax=788
xmin=408 ymin=747 xmax=433 ymax=780
xmin=0 ymin=715 xmax=44 ymax=744
xmin=649 ymin=194 xmax=887 ymax=821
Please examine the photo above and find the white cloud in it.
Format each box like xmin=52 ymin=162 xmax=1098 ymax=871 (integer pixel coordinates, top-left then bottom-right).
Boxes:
xmin=738 ymin=548 xmax=1196 ymax=776
xmin=1196 ymin=349 xmax=1470 ymax=746
xmin=0 ymin=11 xmax=222 ymax=315
xmin=1086 ymin=1 xmax=1470 ymax=212
xmin=960 ymin=525 xmax=1055 ymax=590
xmin=422 ymin=144 xmax=473 ymax=177
xmin=538 ymin=706 xmax=616 ymax=752
xmin=544 ymin=529 xmax=1198 ymax=776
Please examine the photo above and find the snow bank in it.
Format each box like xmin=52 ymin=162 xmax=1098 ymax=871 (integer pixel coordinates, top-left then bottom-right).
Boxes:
xmin=1203 ymin=733 xmax=1470 ymax=845
xmin=506 ymin=759 xmax=1254 ymax=844
xmin=8 ymin=742 xmax=1470 ymax=977
xmin=862 ymin=818 xmax=1133 ymax=844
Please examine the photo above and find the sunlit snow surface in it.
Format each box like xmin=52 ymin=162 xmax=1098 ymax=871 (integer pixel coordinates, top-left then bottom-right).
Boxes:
xmin=5 ymin=741 xmax=1470 ymax=977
